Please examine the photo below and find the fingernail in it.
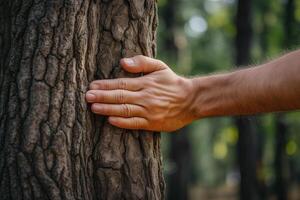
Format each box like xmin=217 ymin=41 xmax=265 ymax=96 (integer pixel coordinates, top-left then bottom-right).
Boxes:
xmin=86 ymin=92 xmax=96 ymax=101
xmin=123 ymin=58 xmax=135 ymax=66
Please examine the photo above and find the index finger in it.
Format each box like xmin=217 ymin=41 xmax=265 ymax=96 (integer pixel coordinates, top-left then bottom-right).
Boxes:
xmin=90 ymin=78 xmax=143 ymax=91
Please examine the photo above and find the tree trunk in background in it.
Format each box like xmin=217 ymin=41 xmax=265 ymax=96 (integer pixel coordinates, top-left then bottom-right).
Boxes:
xmin=283 ymin=0 xmax=296 ymax=48
xmin=0 ymin=1 xmax=165 ymax=200
xmin=168 ymin=127 xmax=191 ymax=200
xmin=160 ymin=1 xmax=192 ymax=200
xmin=161 ymin=0 xmax=179 ymax=59
xmin=274 ymin=115 xmax=289 ymax=200
xmin=253 ymin=4 xmax=270 ymax=197
xmin=235 ymin=0 xmax=258 ymax=200
xmin=274 ymin=0 xmax=296 ymax=199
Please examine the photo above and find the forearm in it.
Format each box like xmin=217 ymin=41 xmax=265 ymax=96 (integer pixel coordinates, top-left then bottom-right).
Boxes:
xmin=191 ymin=50 xmax=300 ymax=118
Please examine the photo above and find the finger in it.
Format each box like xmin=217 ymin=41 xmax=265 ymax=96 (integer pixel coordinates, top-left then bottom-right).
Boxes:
xmin=89 ymin=78 xmax=143 ymax=91
xmin=86 ymin=90 xmax=139 ymax=104
xmin=120 ymin=55 xmax=167 ymax=74
xmin=91 ymin=103 xmax=146 ymax=118
xmin=108 ymin=116 xmax=149 ymax=130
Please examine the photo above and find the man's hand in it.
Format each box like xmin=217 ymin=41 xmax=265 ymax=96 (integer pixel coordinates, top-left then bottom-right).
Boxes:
xmin=86 ymin=55 xmax=195 ymax=132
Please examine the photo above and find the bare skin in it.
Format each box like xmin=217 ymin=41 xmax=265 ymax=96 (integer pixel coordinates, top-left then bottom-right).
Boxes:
xmin=86 ymin=50 xmax=300 ymax=132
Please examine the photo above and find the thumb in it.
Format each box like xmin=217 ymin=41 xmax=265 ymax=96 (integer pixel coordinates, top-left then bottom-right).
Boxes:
xmin=120 ymin=55 xmax=167 ymax=74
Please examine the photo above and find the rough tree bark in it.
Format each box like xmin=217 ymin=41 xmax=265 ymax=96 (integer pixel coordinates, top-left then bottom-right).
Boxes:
xmin=235 ymin=0 xmax=259 ymax=200
xmin=0 ymin=0 xmax=165 ymax=200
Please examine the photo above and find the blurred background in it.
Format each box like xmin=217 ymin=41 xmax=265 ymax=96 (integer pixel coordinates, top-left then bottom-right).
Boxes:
xmin=156 ymin=0 xmax=300 ymax=199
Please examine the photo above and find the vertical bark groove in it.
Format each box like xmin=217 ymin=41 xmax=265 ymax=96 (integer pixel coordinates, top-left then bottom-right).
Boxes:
xmin=0 ymin=0 xmax=165 ymax=199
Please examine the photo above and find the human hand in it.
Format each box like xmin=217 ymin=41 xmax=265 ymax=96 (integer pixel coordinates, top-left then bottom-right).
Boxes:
xmin=86 ymin=55 xmax=196 ymax=132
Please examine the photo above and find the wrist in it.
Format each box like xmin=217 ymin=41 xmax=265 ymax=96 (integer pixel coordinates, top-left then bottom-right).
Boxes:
xmin=177 ymin=76 xmax=200 ymax=123
xmin=190 ymin=73 xmax=234 ymax=119
xmin=190 ymin=77 xmax=207 ymax=119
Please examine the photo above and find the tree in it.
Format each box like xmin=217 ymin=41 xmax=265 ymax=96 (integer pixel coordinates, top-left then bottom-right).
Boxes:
xmin=160 ymin=1 xmax=192 ymax=199
xmin=274 ymin=1 xmax=296 ymax=199
xmin=0 ymin=1 xmax=165 ymax=199
xmin=235 ymin=0 xmax=259 ymax=199
xmin=168 ymin=127 xmax=191 ymax=200
xmin=274 ymin=115 xmax=289 ymax=200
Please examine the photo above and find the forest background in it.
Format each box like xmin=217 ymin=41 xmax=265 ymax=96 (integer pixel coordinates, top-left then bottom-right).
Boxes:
xmin=157 ymin=0 xmax=300 ymax=199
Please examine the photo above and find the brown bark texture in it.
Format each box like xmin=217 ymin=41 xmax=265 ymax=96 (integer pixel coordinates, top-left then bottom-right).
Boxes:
xmin=0 ymin=0 xmax=165 ymax=200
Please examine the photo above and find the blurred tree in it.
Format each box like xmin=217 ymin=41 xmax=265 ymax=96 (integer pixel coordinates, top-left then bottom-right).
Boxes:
xmin=0 ymin=1 xmax=165 ymax=199
xmin=169 ymin=127 xmax=192 ymax=200
xmin=235 ymin=0 xmax=259 ymax=200
xmin=160 ymin=1 xmax=193 ymax=200
xmin=275 ymin=115 xmax=289 ymax=200
xmin=283 ymin=0 xmax=297 ymax=48
xmin=160 ymin=0 xmax=180 ymax=60
xmin=274 ymin=1 xmax=296 ymax=199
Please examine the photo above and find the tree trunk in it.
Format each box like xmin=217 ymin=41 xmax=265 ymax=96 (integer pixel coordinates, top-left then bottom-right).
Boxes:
xmin=235 ymin=0 xmax=258 ymax=200
xmin=160 ymin=0 xmax=179 ymax=60
xmin=274 ymin=115 xmax=289 ymax=200
xmin=274 ymin=1 xmax=296 ymax=199
xmin=284 ymin=0 xmax=296 ymax=48
xmin=160 ymin=1 xmax=192 ymax=200
xmin=168 ymin=127 xmax=191 ymax=200
xmin=0 ymin=1 xmax=165 ymax=200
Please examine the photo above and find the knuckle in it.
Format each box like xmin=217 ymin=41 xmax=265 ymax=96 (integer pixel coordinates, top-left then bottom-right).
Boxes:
xmin=158 ymin=60 xmax=167 ymax=68
xmin=141 ymin=90 xmax=151 ymax=99
xmin=100 ymin=106 xmax=108 ymax=114
xmin=135 ymin=91 xmax=144 ymax=101
xmin=145 ymin=77 xmax=156 ymax=85
xmin=143 ymin=79 xmax=151 ymax=87
xmin=135 ymin=55 xmax=144 ymax=60
xmin=133 ymin=119 xmax=140 ymax=129
xmin=150 ymin=114 xmax=161 ymax=122
xmin=138 ymin=79 xmax=146 ymax=88
xmin=149 ymin=99 xmax=160 ymax=107
xmin=115 ymin=91 xmax=125 ymax=103
xmin=118 ymin=79 xmax=127 ymax=90
xmin=122 ymin=104 xmax=131 ymax=117
xmin=102 ymin=81 xmax=110 ymax=90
